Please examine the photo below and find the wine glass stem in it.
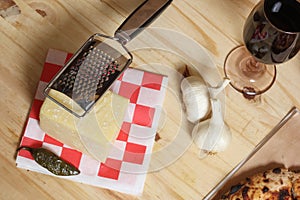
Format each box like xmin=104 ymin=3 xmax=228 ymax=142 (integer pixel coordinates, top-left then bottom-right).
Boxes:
xmin=240 ymin=57 xmax=266 ymax=78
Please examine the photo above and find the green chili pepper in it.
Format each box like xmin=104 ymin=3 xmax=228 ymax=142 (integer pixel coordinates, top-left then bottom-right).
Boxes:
xmin=17 ymin=146 xmax=80 ymax=176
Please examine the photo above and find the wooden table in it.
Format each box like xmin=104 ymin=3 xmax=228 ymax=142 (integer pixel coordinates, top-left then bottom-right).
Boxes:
xmin=1 ymin=0 xmax=299 ymax=199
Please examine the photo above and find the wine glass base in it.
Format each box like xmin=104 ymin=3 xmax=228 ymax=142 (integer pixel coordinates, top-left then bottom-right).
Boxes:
xmin=224 ymin=46 xmax=277 ymax=99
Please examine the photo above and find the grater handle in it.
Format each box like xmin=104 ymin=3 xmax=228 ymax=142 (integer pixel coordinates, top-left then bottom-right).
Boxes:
xmin=114 ymin=0 xmax=172 ymax=45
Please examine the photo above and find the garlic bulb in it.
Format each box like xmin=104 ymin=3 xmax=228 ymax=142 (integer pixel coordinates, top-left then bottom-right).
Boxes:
xmin=181 ymin=73 xmax=231 ymax=158
xmin=181 ymin=76 xmax=210 ymax=123
xmin=193 ymin=119 xmax=231 ymax=157
xmin=192 ymin=99 xmax=231 ymax=159
xmin=181 ymin=76 xmax=230 ymax=124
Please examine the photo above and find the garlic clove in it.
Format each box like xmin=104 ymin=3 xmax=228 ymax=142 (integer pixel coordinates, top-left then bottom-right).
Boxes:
xmin=181 ymin=76 xmax=210 ymax=123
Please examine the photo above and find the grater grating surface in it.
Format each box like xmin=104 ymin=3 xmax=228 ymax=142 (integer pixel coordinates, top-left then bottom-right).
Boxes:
xmin=46 ymin=35 xmax=132 ymax=117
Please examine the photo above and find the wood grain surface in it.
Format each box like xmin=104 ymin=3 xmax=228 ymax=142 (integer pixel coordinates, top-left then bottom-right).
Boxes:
xmin=1 ymin=0 xmax=300 ymax=199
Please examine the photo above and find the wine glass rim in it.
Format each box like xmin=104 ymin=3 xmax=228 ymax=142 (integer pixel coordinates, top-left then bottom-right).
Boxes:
xmin=263 ymin=0 xmax=300 ymax=34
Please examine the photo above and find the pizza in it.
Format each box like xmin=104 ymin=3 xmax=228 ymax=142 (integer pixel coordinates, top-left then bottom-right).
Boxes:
xmin=220 ymin=168 xmax=300 ymax=200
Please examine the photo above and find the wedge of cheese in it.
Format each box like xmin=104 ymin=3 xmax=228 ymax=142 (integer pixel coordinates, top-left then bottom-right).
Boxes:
xmin=39 ymin=89 xmax=129 ymax=162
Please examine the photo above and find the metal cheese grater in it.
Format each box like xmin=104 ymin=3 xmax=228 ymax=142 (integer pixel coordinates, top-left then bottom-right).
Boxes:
xmin=44 ymin=0 xmax=173 ymax=117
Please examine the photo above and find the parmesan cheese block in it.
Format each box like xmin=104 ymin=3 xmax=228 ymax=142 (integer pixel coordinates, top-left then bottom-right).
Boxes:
xmin=39 ymin=89 xmax=129 ymax=162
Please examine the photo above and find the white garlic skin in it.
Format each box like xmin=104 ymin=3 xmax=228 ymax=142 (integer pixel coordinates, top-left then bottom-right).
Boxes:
xmin=193 ymin=119 xmax=231 ymax=154
xmin=181 ymin=76 xmax=210 ymax=123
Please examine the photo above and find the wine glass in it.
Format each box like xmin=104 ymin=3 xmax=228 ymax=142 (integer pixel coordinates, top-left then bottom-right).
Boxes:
xmin=224 ymin=0 xmax=300 ymax=100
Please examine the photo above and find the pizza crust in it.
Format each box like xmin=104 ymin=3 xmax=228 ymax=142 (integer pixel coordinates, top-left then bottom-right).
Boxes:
xmin=220 ymin=168 xmax=300 ymax=200
xmin=291 ymin=172 xmax=300 ymax=200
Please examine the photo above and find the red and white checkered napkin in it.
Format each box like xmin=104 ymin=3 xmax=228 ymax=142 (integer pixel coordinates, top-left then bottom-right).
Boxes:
xmin=16 ymin=49 xmax=168 ymax=195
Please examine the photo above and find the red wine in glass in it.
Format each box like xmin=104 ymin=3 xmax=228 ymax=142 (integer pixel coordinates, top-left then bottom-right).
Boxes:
xmin=244 ymin=0 xmax=300 ymax=64
xmin=224 ymin=0 xmax=300 ymax=99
